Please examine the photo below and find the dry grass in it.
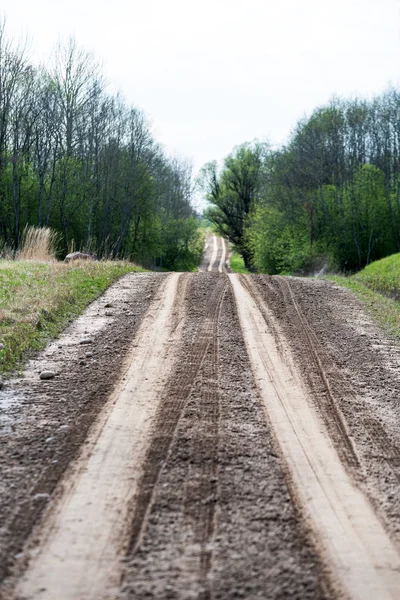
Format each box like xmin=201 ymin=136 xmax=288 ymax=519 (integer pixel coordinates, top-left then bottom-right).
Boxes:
xmin=17 ymin=226 xmax=60 ymax=261
xmin=0 ymin=259 xmax=146 ymax=375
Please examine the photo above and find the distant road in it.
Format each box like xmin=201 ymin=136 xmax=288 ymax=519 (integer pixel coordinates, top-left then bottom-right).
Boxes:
xmin=199 ymin=234 xmax=227 ymax=272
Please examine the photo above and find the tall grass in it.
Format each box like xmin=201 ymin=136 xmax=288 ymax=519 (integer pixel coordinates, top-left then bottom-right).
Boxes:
xmin=18 ymin=226 xmax=60 ymax=261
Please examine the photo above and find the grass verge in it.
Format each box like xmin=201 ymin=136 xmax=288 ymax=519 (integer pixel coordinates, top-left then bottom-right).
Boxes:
xmin=327 ymin=274 xmax=400 ymax=339
xmin=0 ymin=260 xmax=145 ymax=376
xmin=350 ymin=253 xmax=400 ymax=299
xmin=229 ymin=251 xmax=250 ymax=274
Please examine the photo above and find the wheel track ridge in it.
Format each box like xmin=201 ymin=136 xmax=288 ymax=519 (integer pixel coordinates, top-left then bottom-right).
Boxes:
xmin=182 ymin=283 xmax=226 ymax=600
xmin=251 ymin=274 xmax=359 ymax=469
xmin=125 ymin=276 xmax=228 ymax=561
xmin=242 ymin=298 xmax=349 ymax=528
xmin=231 ymin=273 xmax=400 ymax=600
xmin=276 ymin=275 xmax=359 ymax=467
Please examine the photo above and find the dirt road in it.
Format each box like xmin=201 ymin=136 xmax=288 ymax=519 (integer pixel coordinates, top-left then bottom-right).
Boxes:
xmin=1 ymin=245 xmax=400 ymax=599
xmin=201 ymin=235 xmax=227 ymax=272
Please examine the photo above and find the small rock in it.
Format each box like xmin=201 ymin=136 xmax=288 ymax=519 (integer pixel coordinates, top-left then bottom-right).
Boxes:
xmin=0 ymin=381 xmax=4 ymax=390
xmin=33 ymin=493 xmax=50 ymax=501
xmin=85 ymin=351 xmax=93 ymax=358
xmin=79 ymin=338 xmax=92 ymax=345
xmin=59 ymin=424 xmax=69 ymax=431
xmin=104 ymin=302 xmax=113 ymax=308
xmin=0 ymin=343 xmax=4 ymax=349
xmin=105 ymin=310 xmax=113 ymax=317
xmin=40 ymin=371 xmax=55 ymax=380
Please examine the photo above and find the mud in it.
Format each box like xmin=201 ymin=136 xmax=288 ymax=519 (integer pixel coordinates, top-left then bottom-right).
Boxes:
xmin=118 ymin=273 xmax=329 ymax=599
xmin=233 ymin=274 xmax=400 ymax=599
xmin=0 ymin=273 xmax=166 ymax=586
xmin=252 ymin=275 xmax=400 ymax=543
xmin=1 ymin=267 xmax=400 ymax=599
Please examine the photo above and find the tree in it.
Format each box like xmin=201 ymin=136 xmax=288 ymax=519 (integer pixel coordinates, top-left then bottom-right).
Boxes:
xmin=199 ymin=142 xmax=268 ymax=268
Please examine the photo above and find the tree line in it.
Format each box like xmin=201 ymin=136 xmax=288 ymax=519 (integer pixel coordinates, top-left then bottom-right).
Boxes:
xmin=201 ymin=90 xmax=400 ymax=273
xmin=0 ymin=21 xmax=202 ymax=269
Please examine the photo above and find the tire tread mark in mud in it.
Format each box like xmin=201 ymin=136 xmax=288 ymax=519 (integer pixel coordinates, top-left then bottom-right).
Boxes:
xmin=182 ymin=284 xmax=225 ymax=600
xmin=277 ymin=276 xmax=359 ymax=467
xmin=125 ymin=276 xmax=227 ymax=562
xmin=363 ymin=417 xmax=400 ymax=484
xmin=243 ymin=275 xmax=359 ymax=469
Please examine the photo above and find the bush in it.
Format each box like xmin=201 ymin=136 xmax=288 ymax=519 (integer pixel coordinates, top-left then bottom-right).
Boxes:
xmin=246 ymin=206 xmax=309 ymax=274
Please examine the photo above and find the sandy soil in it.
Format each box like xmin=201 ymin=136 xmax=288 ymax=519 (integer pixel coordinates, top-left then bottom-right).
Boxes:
xmin=1 ymin=258 xmax=400 ymax=599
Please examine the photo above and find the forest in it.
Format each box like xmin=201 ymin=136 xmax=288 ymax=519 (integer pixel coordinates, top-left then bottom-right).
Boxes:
xmin=202 ymin=90 xmax=400 ymax=273
xmin=2 ymin=19 xmax=399 ymax=276
xmin=0 ymin=23 xmax=202 ymax=270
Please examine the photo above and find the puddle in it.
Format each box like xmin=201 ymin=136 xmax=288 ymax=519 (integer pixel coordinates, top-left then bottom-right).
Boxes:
xmin=0 ymin=389 xmax=24 ymax=431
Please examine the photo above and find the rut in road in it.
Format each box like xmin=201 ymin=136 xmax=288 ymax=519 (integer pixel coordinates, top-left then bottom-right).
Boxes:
xmin=245 ymin=274 xmax=360 ymax=469
xmin=15 ymin=274 xmax=183 ymax=600
xmin=231 ymin=273 xmax=400 ymax=600
xmin=119 ymin=273 xmax=328 ymax=599
xmin=251 ymin=273 xmax=400 ymax=537
xmin=126 ymin=275 xmax=227 ymax=566
xmin=0 ymin=273 xmax=166 ymax=588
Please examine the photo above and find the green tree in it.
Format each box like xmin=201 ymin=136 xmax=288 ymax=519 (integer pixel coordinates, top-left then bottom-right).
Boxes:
xmin=199 ymin=142 xmax=268 ymax=268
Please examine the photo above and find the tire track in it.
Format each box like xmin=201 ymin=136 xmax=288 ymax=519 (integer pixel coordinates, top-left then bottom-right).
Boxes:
xmin=207 ymin=236 xmax=218 ymax=272
xmin=274 ymin=277 xmax=400 ymax=497
xmin=180 ymin=281 xmax=224 ymax=600
xmin=15 ymin=273 xmax=182 ymax=600
xmin=231 ymin=273 xmax=400 ymax=600
xmin=252 ymin=274 xmax=400 ymax=559
xmin=244 ymin=275 xmax=359 ymax=469
xmin=201 ymin=235 xmax=226 ymax=273
xmin=0 ymin=274 xmax=166 ymax=592
xmin=276 ymin=275 xmax=360 ymax=468
xmin=125 ymin=275 xmax=227 ymax=559
xmin=120 ymin=273 xmax=329 ymax=599
xmin=218 ymin=237 xmax=226 ymax=272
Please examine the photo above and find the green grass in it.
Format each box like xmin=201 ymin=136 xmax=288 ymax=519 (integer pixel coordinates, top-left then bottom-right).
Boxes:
xmin=351 ymin=253 xmax=400 ymax=299
xmin=327 ymin=253 xmax=400 ymax=339
xmin=0 ymin=260 xmax=145 ymax=376
xmin=229 ymin=251 xmax=250 ymax=274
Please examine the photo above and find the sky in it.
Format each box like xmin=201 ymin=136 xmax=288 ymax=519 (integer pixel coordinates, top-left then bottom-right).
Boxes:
xmin=3 ymin=0 xmax=400 ymax=179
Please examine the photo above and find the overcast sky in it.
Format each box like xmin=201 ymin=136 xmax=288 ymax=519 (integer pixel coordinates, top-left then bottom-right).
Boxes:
xmin=4 ymin=0 xmax=400 ymax=176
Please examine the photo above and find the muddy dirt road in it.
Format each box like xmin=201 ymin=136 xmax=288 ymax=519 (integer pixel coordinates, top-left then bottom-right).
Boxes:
xmin=1 ymin=248 xmax=400 ymax=599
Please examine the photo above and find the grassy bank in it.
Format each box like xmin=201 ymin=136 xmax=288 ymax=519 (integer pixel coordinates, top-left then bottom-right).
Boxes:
xmin=327 ymin=253 xmax=400 ymax=339
xmin=0 ymin=260 xmax=145 ymax=375
xmin=229 ymin=252 xmax=250 ymax=274
xmin=351 ymin=253 xmax=400 ymax=299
